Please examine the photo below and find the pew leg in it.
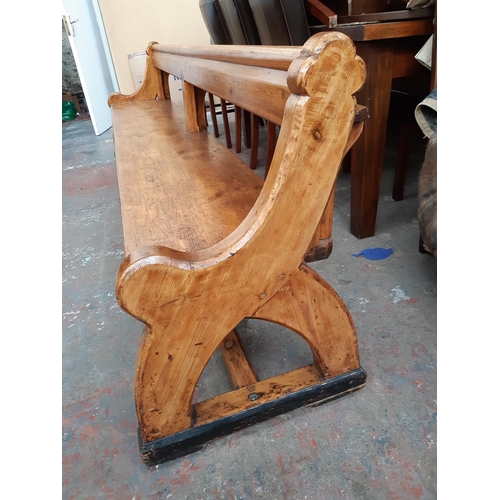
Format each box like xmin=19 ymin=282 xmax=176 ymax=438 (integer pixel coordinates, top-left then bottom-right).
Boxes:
xmin=134 ymin=265 xmax=365 ymax=466
xmin=235 ymin=106 xmax=242 ymax=154
xmin=304 ymin=187 xmax=334 ymax=262
xmin=305 ymin=121 xmax=364 ymax=262
xmin=134 ymin=316 xmax=233 ymax=465
xmin=243 ymin=110 xmax=251 ymax=148
xmin=220 ymin=99 xmax=232 ymax=149
xmin=207 ymin=93 xmax=219 ymax=137
xmin=250 ymin=113 xmax=259 ymax=169
xmin=253 ymin=265 xmax=363 ymax=379
xmin=265 ymin=122 xmax=276 ymax=177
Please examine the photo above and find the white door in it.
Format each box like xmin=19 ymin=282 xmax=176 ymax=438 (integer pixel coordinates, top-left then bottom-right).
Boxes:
xmin=62 ymin=0 xmax=119 ymax=135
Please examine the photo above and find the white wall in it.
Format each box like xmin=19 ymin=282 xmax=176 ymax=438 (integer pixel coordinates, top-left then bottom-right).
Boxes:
xmin=97 ymin=0 xmax=211 ymax=95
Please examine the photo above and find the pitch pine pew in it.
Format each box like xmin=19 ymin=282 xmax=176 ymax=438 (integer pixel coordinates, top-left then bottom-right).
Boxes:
xmin=108 ymin=32 xmax=367 ymax=466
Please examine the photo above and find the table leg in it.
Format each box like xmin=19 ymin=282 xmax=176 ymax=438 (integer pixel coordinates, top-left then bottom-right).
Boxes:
xmin=350 ymin=41 xmax=394 ymax=239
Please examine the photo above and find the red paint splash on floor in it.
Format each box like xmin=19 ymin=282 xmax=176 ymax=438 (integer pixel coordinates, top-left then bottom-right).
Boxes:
xmin=63 ymin=163 xmax=117 ymax=196
xmin=169 ymin=458 xmax=204 ymax=486
xmin=296 ymin=427 xmax=318 ymax=450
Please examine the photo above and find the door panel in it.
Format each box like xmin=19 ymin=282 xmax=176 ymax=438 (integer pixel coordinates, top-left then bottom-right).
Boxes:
xmin=62 ymin=0 xmax=118 ymax=135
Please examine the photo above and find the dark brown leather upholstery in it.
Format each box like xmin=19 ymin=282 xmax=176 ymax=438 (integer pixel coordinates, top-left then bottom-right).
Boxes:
xmin=216 ymin=0 xmax=262 ymax=45
xmin=199 ymin=0 xmax=231 ymax=44
xmin=249 ymin=0 xmax=310 ymax=45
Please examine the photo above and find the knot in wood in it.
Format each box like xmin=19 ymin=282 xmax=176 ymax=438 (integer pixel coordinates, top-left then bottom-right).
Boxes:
xmin=313 ymin=129 xmax=322 ymax=141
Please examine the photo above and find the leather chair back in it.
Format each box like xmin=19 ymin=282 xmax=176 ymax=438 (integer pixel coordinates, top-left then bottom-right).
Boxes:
xmin=199 ymin=0 xmax=231 ymax=44
xmin=249 ymin=0 xmax=310 ymax=45
xmin=215 ymin=0 xmax=261 ymax=45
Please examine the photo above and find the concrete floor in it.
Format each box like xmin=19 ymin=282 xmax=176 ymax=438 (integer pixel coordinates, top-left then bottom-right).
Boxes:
xmin=62 ymin=106 xmax=437 ymax=499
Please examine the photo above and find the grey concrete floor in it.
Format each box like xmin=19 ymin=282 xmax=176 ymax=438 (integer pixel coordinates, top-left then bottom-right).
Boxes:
xmin=62 ymin=106 xmax=437 ymax=499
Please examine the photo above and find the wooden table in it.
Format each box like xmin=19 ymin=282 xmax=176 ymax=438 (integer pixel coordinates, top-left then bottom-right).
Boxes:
xmin=315 ymin=18 xmax=434 ymax=238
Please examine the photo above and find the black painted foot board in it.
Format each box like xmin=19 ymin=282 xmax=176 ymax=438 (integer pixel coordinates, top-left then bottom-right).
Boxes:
xmin=138 ymin=367 xmax=367 ymax=466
